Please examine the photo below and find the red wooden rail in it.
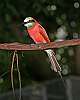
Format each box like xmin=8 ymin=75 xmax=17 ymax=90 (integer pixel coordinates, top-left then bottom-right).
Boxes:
xmin=0 ymin=39 xmax=80 ymax=51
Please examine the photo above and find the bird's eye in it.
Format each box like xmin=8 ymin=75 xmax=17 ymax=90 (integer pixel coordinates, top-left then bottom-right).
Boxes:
xmin=24 ymin=20 xmax=35 ymax=24
xmin=30 ymin=20 xmax=35 ymax=22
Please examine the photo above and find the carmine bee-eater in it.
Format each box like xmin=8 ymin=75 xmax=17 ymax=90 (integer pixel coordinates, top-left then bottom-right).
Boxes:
xmin=23 ymin=17 xmax=62 ymax=77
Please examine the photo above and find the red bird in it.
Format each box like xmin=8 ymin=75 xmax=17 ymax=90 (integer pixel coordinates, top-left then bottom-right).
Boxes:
xmin=23 ymin=17 xmax=62 ymax=76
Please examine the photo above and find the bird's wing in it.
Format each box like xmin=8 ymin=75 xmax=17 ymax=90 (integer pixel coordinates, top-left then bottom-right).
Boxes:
xmin=39 ymin=24 xmax=50 ymax=43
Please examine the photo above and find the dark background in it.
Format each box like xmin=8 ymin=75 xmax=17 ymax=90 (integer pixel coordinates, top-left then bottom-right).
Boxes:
xmin=0 ymin=0 xmax=80 ymax=93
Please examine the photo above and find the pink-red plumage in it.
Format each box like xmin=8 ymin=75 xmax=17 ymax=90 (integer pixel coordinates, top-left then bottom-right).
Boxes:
xmin=27 ymin=22 xmax=50 ymax=43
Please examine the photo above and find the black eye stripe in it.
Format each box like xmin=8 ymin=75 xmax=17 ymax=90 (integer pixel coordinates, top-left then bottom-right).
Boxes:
xmin=24 ymin=20 xmax=35 ymax=24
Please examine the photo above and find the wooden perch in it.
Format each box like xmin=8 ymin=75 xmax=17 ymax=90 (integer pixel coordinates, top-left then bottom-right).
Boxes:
xmin=0 ymin=39 xmax=80 ymax=51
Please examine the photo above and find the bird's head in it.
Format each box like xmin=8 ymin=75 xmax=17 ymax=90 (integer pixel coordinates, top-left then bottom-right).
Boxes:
xmin=23 ymin=17 xmax=36 ymax=29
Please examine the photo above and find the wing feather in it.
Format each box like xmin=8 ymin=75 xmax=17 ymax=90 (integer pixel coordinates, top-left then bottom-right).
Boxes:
xmin=39 ymin=24 xmax=50 ymax=43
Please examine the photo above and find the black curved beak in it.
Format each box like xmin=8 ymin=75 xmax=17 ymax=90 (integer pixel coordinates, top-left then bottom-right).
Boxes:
xmin=20 ymin=22 xmax=27 ymax=31
xmin=22 ymin=20 xmax=35 ymax=25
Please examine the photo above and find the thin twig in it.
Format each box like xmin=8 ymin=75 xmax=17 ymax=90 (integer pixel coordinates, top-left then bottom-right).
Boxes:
xmin=16 ymin=53 xmax=21 ymax=100
xmin=11 ymin=51 xmax=21 ymax=100
xmin=11 ymin=51 xmax=16 ymax=98
xmin=0 ymin=39 xmax=79 ymax=51
xmin=0 ymin=68 xmax=17 ymax=79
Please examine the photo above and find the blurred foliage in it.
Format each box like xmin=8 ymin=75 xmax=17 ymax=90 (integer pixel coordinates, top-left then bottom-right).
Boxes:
xmin=0 ymin=0 xmax=80 ymax=93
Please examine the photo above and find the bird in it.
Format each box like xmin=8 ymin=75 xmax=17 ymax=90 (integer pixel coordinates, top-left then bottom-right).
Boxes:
xmin=23 ymin=17 xmax=62 ymax=77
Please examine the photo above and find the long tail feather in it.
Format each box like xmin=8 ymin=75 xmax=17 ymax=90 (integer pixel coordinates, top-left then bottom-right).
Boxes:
xmin=45 ymin=49 xmax=64 ymax=79
xmin=45 ymin=49 xmax=66 ymax=86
